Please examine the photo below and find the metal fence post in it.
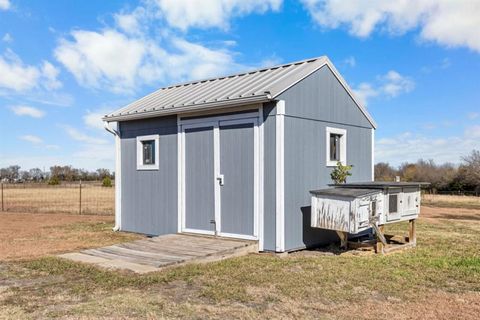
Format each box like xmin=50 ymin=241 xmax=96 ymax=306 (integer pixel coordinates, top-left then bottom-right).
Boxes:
xmin=79 ymin=180 xmax=82 ymax=215
xmin=1 ymin=183 xmax=3 ymax=212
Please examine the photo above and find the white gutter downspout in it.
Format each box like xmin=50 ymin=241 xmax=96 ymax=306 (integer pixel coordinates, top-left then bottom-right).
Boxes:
xmin=104 ymin=121 xmax=121 ymax=232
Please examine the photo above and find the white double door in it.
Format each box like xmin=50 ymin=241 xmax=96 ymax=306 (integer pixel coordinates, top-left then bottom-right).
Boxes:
xmin=180 ymin=116 xmax=259 ymax=240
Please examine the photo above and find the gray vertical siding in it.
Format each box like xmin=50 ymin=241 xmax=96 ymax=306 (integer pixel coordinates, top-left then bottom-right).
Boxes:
xmin=262 ymin=102 xmax=277 ymax=251
xmin=184 ymin=126 xmax=215 ymax=232
xmin=119 ymin=116 xmax=178 ymax=235
xmin=278 ymin=65 xmax=374 ymax=251
xmin=116 ymin=64 xmax=375 ymax=252
xmin=219 ymin=122 xmax=255 ymax=236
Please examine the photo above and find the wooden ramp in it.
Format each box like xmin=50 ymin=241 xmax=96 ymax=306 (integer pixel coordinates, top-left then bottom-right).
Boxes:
xmin=59 ymin=234 xmax=258 ymax=274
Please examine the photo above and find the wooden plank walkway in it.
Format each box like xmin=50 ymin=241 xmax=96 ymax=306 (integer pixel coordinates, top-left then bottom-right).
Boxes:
xmin=58 ymin=234 xmax=258 ymax=273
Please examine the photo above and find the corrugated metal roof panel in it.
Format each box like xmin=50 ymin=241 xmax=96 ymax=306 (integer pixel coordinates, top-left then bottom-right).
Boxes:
xmin=103 ymin=56 xmax=377 ymax=128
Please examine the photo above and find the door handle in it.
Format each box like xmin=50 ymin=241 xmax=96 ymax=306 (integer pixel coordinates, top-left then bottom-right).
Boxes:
xmin=217 ymin=174 xmax=224 ymax=186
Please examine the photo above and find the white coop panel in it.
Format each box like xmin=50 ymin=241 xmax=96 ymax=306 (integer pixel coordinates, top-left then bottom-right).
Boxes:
xmin=310 ymin=189 xmax=382 ymax=234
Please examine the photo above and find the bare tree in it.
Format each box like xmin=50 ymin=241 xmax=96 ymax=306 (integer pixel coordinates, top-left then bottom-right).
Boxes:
xmin=29 ymin=168 xmax=44 ymax=181
xmin=460 ymin=150 xmax=480 ymax=191
xmin=374 ymin=162 xmax=397 ymax=181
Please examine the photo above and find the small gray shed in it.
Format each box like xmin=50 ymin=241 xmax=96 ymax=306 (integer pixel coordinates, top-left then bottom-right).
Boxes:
xmin=103 ymin=56 xmax=377 ymax=252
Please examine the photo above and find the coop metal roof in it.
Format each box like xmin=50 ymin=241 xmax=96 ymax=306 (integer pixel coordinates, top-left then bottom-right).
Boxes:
xmin=332 ymin=182 xmax=431 ymax=189
xmin=103 ymin=56 xmax=376 ymax=127
xmin=310 ymin=188 xmax=381 ymax=198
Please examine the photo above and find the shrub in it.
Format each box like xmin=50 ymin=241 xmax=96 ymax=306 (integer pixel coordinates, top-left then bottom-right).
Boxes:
xmin=330 ymin=162 xmax=353 ymax=184
xmin=48 ymin=176 xmax=60 ymax=185
xmin=102 ymin=176 xmax=113 ymax=188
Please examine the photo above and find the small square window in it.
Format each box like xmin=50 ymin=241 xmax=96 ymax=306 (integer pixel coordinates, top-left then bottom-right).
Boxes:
xmin=137 ymin=135 xmax=159 ymax=170
xmin=326 ymin=127 xmax=346 ymax=166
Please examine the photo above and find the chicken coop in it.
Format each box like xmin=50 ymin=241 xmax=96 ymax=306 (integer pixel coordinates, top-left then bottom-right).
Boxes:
xmin=310 ymin=182 xmax=429 ymax=253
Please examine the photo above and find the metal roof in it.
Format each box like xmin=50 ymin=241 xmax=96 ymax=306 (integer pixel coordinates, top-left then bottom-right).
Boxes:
xmin=310 ymin=188 xmax=381 ymax=198
xmin=103 ymin=56 xmax=376 ymax=127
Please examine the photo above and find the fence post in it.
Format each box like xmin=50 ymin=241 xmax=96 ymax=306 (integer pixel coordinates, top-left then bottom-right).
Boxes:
xmin=1 ymin=183 xmax=3 ymax=212
xmin=79 ymin=180 xmax=82 ymax=215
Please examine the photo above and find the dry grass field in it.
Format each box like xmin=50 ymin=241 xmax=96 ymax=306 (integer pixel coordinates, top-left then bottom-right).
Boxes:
xmin=0 ymin=213 xmax=142 ymax=261
xmin=1 ymin=183 xmax=114 ymax=215
xmin=422 ymin=193 xmax=480 ymax=209
xmin=0 ymin=203 xmax=479 ymax=319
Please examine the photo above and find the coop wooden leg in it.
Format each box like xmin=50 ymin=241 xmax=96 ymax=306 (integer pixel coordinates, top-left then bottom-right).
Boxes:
xmin=409 ymin=219 xmax=416 ymax=245
xmin=336 ymin=231 xmax=348 ymax=249
xmin=375 ymin=225 xmax=386 ymax=254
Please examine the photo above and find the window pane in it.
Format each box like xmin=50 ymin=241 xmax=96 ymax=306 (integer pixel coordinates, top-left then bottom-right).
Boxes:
xmin=330 ymin=134 xmax=341 ymax=161
xmin=389 ymin=194 xmax=398 ymax=213
xmin=142 ymin=140 xmax=155 ymax=165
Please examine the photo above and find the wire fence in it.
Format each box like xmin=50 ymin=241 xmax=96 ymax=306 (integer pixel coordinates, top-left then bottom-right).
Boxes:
xmin=423 ymin=190 xmax=480 ymax=197
xmin=0 ymin=182 xmax=114 ymax=215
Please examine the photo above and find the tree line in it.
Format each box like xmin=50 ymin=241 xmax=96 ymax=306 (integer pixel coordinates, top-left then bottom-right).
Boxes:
xmin=375 ymin=150 xmax=480 ymax=193
xmin=0 ymin=165 xmax=114 ymax=183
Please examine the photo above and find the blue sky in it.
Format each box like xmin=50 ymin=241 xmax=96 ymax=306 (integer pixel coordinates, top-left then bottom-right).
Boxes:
xmin=0 ymin=0 xmax=479 ymax=171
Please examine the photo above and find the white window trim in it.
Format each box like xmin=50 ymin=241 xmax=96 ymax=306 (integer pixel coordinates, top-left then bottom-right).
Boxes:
xmin=326 ymin=127 xmax=347 ymax=167
xmin=137 ymin=134 xmax=160 ymax=170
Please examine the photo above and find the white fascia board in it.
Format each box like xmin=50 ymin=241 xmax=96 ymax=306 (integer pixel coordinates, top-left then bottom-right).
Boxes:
xmin=103 ymin=95 xmax=271 ymax=122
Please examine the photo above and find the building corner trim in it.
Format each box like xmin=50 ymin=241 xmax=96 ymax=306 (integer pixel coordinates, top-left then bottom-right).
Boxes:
xmin=275 ymin=100 xmax=285 ymax=252
xmin=371 ymin=128 xmax=375 ymax=181
xmin=104 ymin=121 xmax=122 ymax=230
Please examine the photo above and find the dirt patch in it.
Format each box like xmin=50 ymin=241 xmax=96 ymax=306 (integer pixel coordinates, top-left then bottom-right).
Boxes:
xmin=331 ymin=291 xmax=480 ymax=320
xmin=0 ymin=212 xmax=142 ymax=261
xmin=421 ymin=206 xmax=480 ymax=221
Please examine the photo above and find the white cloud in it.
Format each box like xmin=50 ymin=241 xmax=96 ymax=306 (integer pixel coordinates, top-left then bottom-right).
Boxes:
xmin=301 ymin=0 xmax=480 ymax=53
xmin=41 ymin=61 xmax=62 ymax=90
xmin=352 ymin=82 xmax=378 ymax=106
xmin=0 ymin=50 xmax=40 ymax=92
xmin=55 ymin=29 xmax=240 ymax=93
xmin=352 ymin=70 xmax=414 ymax=105
xmin=45 ymin=144 xmax=60 ymax=150
xmin=0 ymin=49 xmax=62 ymax=93
xmin=2 ymin=33 xmax=13 ymax=43
xmin=57 ymin=124 xmax=115 ymax=170
xmin=153 ymin=0 xmax=282 ymax=30
xmin=466 ymin=125 xmax=480 ymax=139
xmin=380 ymin=70 xmax=415 ymax=98
xmin=83 ymin=109 xmax=109 ymax=130
xmin=61 ymin=125 xmax=108 ymax=145
xmin=467 ymin=112 xmax=479 ymax=120
xmin=9 ymin=105 xmax=45 ymax=118
xmin=54 ymin=0 xmax=282 ymax=94
xmin=20 ymin=135 xmax=43 ymax=144
xmin=55 ymin=30 xmax=146 ymax=93
xmin=0 ymin=0 xmax=10 ymax=11
xmin=376 ymin=131 xmax=480 ymax=165
xmin=343 ymin=56 xmax=356 ymax=67
xmin=114 ymin=7 xmax=146 ymax=35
